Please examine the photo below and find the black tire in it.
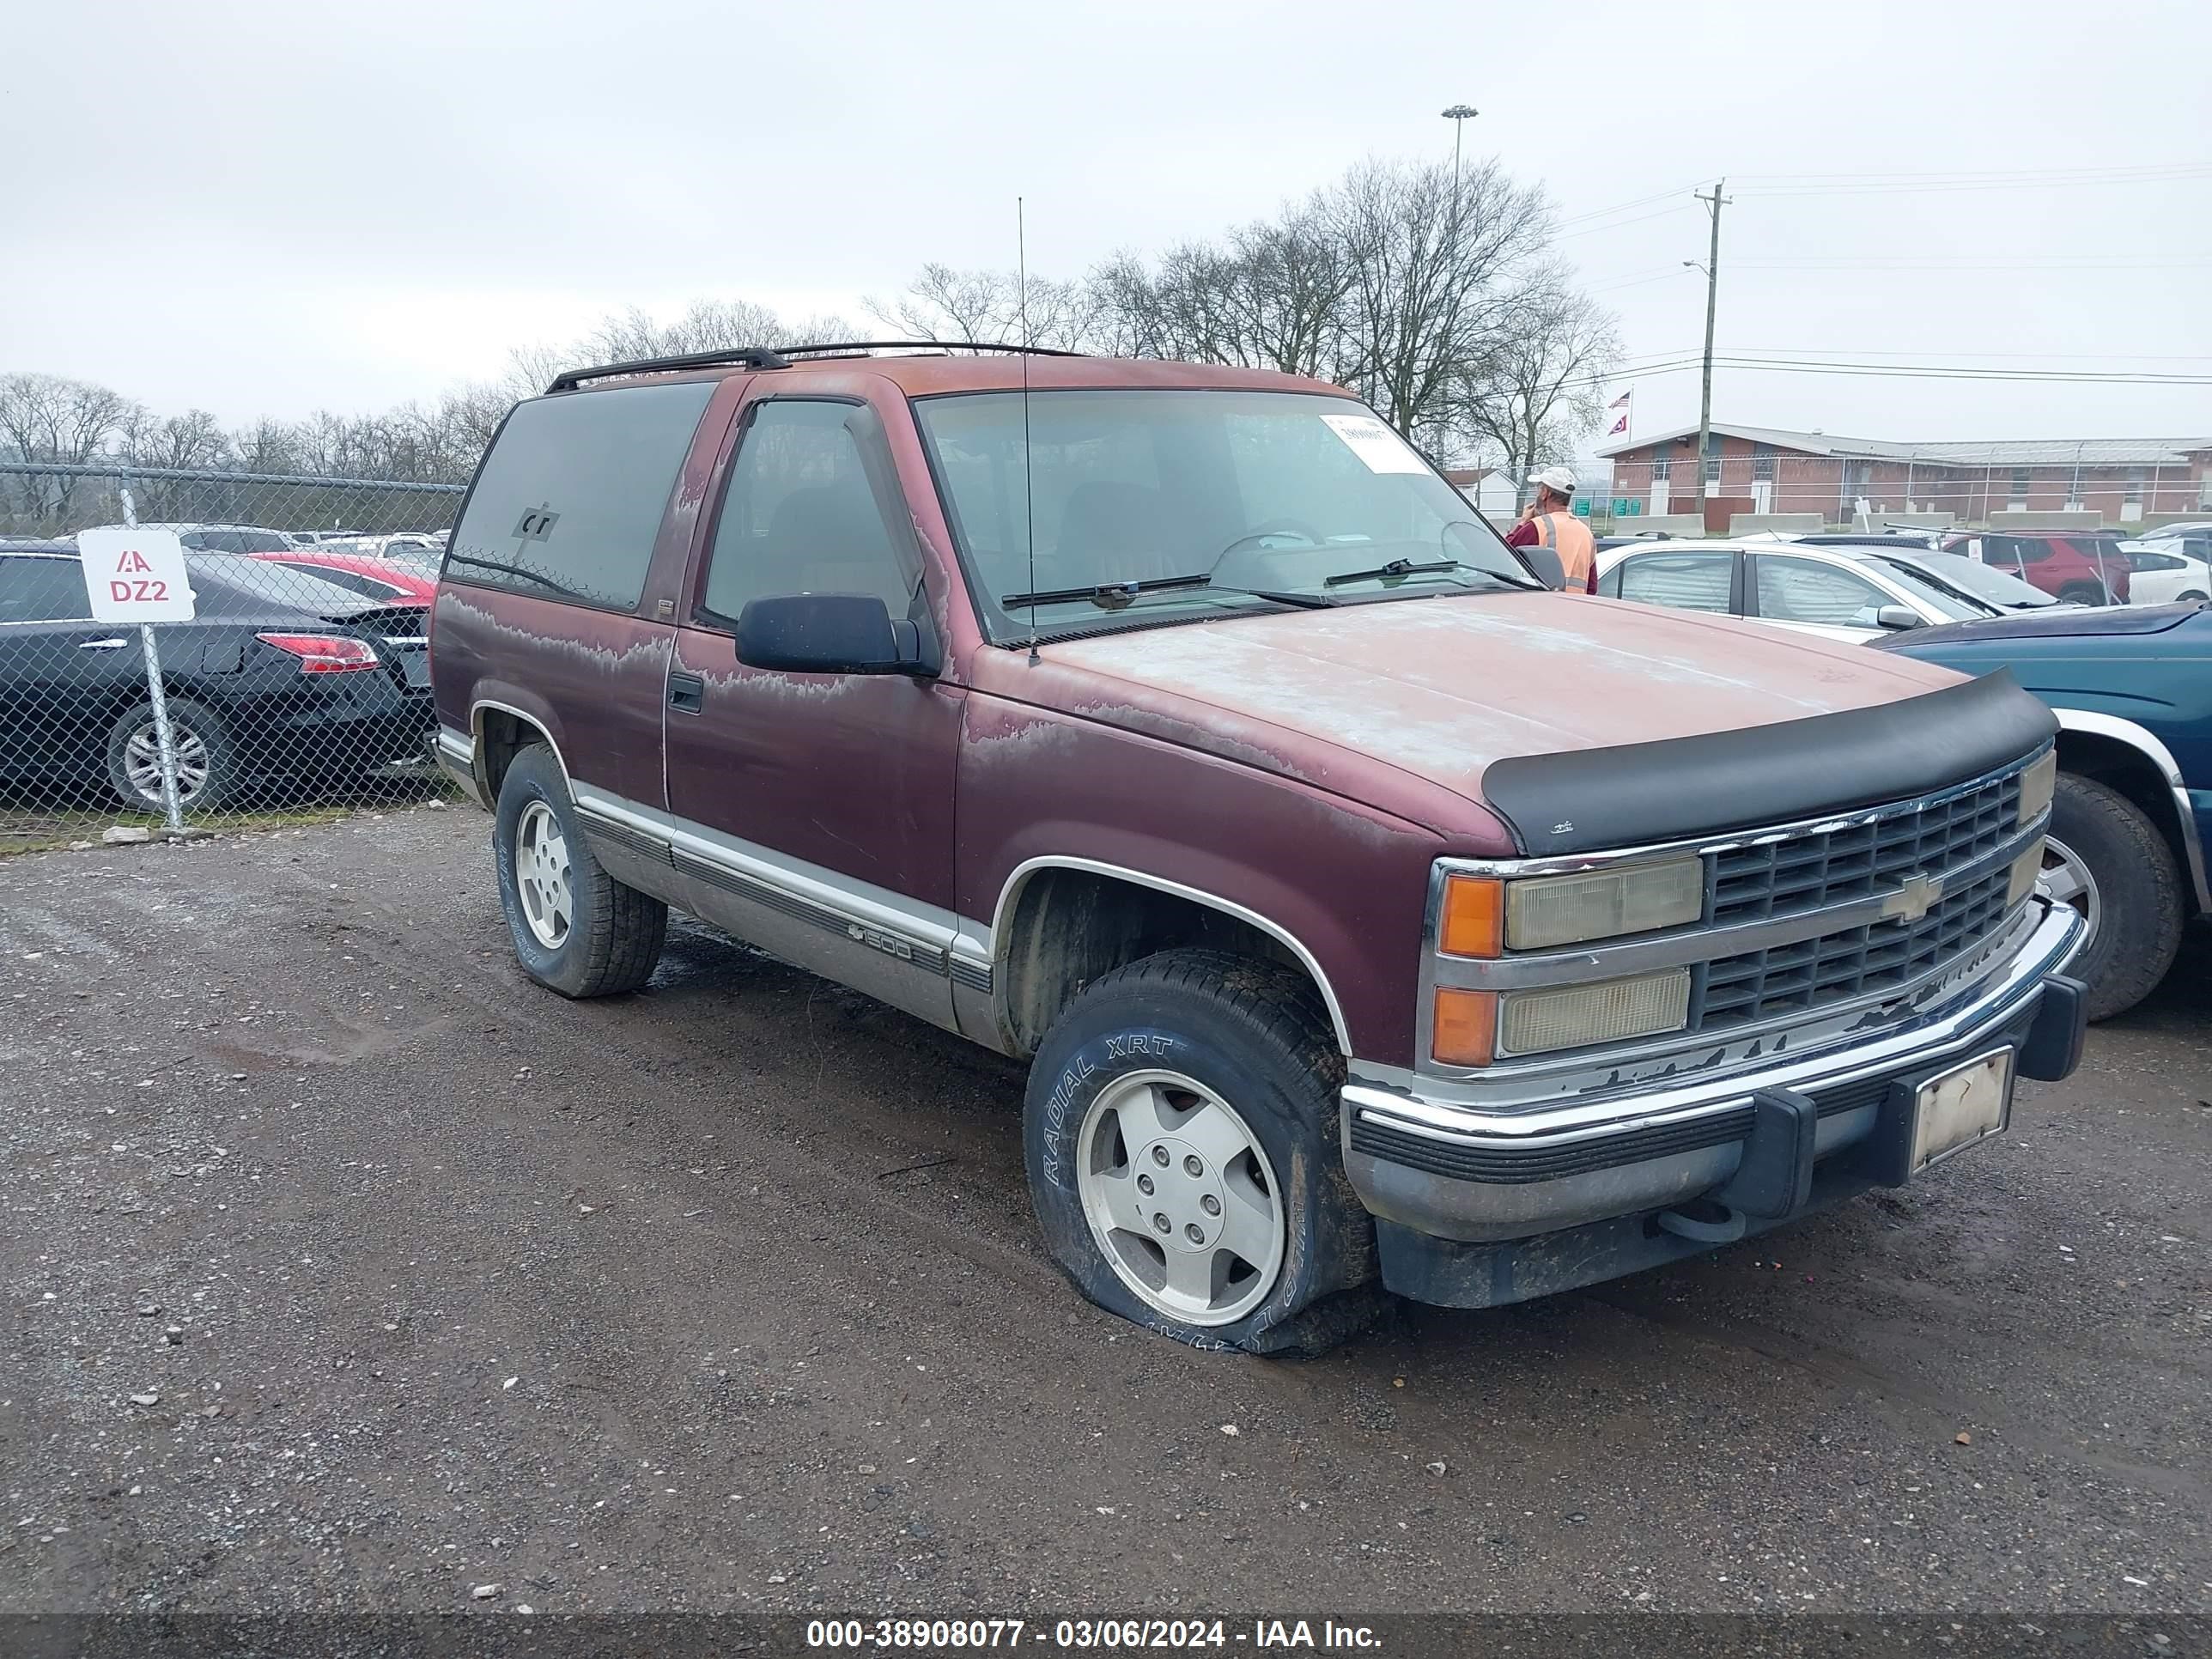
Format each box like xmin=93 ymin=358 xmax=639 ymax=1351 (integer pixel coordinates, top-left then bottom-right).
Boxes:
xmin=1023 ymin=947 xmax=1381 ymax=1357
xmin=105 ymin=696 xmax=238 ymax=814
xmin=2057 ymin=583 xmax=2110 ymax=606
xmin=2179 ymin=590 xmax=2209 ymax=604
xmin=2050 ymin=772 xmax=2185 ymax=1020
xmin=494 ymin=744 xmax=666 ymax=997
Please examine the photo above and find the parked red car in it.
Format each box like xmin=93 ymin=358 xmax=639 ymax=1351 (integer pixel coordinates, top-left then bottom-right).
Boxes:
xmin=1942 ymin=531 xmax=2130 ymax=605
xmin=428 ymin=342 xmax=2086 ymax=1353
xmin=248 ymin=549 xmax=438 ymax=605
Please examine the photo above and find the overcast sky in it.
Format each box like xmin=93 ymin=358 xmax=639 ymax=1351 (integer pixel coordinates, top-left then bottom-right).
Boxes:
xmin=4 ymin=0 xmax=2207 ymax=447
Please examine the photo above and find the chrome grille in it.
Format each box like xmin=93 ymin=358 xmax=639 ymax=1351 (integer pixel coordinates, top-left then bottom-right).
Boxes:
xmin=1698 ymin=863 xmax=2015 ymax=1031
xmin=1711 ymin=769 xmax=2023 ymax=925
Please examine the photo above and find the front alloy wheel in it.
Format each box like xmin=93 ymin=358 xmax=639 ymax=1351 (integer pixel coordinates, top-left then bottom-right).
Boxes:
xmin=1076 ymin=1070 xmax=1286 ymax=1326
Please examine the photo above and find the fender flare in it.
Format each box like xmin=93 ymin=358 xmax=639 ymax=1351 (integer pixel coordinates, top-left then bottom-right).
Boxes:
xmin=2052 ymin=708 xmax=2209 ymax=911
xmin=990 ymin=856 xmax=1354 ymax=1055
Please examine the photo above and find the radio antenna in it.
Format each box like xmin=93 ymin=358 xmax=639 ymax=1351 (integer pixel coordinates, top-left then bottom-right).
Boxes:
xmin=1018 ymin=195 xmax=1041 ymax=666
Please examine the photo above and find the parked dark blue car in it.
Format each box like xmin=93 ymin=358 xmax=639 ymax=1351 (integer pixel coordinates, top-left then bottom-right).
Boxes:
xmin=1879 ymin=603 xmax=2211 ymax=1018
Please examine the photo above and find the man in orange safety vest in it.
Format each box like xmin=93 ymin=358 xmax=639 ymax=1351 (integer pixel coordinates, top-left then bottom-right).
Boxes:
xmin=1505 ymin=465 xmax=1597 ymax=592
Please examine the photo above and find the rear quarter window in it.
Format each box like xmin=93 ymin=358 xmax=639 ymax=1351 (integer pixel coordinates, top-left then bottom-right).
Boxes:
xmin=444 ymin=381 xmax=716 ymax=611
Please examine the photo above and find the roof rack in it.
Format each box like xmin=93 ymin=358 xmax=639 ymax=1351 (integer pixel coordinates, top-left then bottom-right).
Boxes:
xmin=775 ymin=339 xmax=1084 ymax=360
xmin=546 ymin=346 xmax=789 ymax=392
xmin=545 ymin=338 xmax=1082 ymax=393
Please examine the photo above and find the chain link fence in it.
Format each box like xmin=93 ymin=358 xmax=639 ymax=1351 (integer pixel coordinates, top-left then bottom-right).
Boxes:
xmin=0 ymin=461 xmax=465 ymax=854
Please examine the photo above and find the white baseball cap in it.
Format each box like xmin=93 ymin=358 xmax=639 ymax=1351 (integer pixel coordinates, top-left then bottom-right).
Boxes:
xmin=1527 ymin=465 xmax=1577 ymax=495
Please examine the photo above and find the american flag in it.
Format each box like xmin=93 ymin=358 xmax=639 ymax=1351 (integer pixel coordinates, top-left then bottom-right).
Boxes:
xmin=1604 ymin=390 xmax=1632 ymax=440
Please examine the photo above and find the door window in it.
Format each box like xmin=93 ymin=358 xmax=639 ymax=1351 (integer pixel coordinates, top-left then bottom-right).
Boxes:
xmin=699 ymin=400 xmax=915 ymax=622
xmin=0 ymin=556 xmax=94 ymax=623
xmin=1612 ymin=552 xmax=1734 ymax=613
xmin=1754 ymin=557 xmax=1896 ymax=628
xmin=446 ymin=380 xmax=715 ymax=611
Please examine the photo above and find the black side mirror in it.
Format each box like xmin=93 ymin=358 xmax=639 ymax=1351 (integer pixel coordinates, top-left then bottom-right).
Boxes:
xmin=1874 ymin=605 xmax=1923 ymax=631
xmin=1518 ymin=544 xmax=1567 ymax=590
xmin=733 ymin=593 xmax=938 ymax=677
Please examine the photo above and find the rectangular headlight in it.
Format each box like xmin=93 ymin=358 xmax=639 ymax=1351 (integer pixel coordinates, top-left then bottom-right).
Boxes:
xmin=2016 ymin=750 xmax=2057 ymax=827
xmin=2008 ymin=838 xmax=2045 ymax=908
xmin=1504 ymin=858 xmax=1704 ymax=951
xmin=1498 ymin=969 xmax=1692 ymax=1058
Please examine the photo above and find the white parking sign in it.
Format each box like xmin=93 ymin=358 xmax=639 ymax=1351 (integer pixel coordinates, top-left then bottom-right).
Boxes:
xmin=76 ymin=526 xmax=197 ymax=623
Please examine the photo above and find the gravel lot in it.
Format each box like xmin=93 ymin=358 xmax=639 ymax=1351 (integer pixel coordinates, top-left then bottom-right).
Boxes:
xmin=2 ymin=804 xmax=2208 ymax=1616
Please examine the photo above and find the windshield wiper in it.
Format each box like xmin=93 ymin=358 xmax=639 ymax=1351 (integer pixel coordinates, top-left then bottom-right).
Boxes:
xmin=1322 ymin=556 xmax=1459 ymax=587
xmin=1002 ymin=573 xmax=1213 ymax=609
xmin=444 ymin=552 xmax=595 ymax=603
xmin=1001 ymin=573 xmax=1336 ymax=611
xmin=1322 ymin=556 xmax=1543 ymax=592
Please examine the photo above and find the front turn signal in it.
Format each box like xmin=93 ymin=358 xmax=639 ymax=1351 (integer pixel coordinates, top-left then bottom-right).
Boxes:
xmin=1438 ymin=875 xmax=1504 ymax=957
xmin=1432 ymin=988 xmax=1498 ymax=1067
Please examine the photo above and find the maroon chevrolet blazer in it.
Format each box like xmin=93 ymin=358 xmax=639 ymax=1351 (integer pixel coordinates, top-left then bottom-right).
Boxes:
xmin=429 ymin=343 xmax=2085 ymax=1354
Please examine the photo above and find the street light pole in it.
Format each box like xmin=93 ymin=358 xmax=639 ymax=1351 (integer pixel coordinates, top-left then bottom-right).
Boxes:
xmin=1441 ymin=103 xmax=1479 ymax=211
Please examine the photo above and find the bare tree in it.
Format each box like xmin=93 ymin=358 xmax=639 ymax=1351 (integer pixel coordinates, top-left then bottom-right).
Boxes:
xmin=1096 ymin=227 xmax=1350 ymax=374
xmin=1326 ymin=156 xmax=1551 ymax=441
xmin=1453 ymin=274 xmax=1622 ymax=507
xmin=120 ymin=408 xmax=231 ymax=471
xmin=0 ymin=372 xmax=141 ymax=526
xmin=867 ymin=263 xmax=1095 ymax=349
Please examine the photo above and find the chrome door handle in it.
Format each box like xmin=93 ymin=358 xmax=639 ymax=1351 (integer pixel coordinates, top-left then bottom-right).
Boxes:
xmin=77 ymin=637 xmax=131 ymax=650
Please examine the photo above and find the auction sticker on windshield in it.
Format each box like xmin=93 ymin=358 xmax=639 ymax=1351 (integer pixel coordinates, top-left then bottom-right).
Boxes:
xmin=1318 ymin=410 xmax=1429 ymax=473
xmin=76 ymin=526 xmax=197 ymax=623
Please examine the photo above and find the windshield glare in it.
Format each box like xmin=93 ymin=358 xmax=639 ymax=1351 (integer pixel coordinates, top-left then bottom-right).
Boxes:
xmin=1850 ymin=556 xmax=1992 ymax=621
xmin=1893 ymin=550 xmax=2053 ymax=608
xmin=914 ymin=389 xmax=1531 ymax=639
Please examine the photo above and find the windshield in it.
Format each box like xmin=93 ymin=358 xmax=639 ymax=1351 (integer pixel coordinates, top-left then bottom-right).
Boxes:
xmin=1880 ymin=549 xmax=2054 ymax=609
xmin=913 ymin=389 xmax=1535 ymax=641
xmin=1838 ymin=554 xmax=1992 ymax=621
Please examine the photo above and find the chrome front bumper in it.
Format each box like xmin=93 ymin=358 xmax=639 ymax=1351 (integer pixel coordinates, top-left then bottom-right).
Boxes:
xmin=1342 ymin=897 xmax=2086 ymax=1244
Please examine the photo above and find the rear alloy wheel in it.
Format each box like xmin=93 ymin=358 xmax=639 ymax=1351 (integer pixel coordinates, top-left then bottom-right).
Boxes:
xmin=514 ymin=800 xmax=573 ymax=950
xmin=105 ymin=696 xmax=237 ymax=814
xmin=494 ymin=744 xmax=666 ymax=997
xmin=2045 ymin=772 xmax=2185 ymax=1019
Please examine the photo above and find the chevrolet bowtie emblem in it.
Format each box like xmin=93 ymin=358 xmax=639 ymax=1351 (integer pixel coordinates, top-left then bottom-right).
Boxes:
xmin=1881 ymin=872 xmax=1944 ymax=924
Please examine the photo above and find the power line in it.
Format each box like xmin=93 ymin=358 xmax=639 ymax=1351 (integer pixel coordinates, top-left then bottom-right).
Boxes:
xmin=1731 ymin=161 xmax=2211 ymax=187
xmin=1717 ymin=346 xmax=2212 ymax=363
xmin=1731 ymin=165 xmax=2212 ymax=198
xmin=1552 ymin=179 xmax=1713 ymax=229
xmin=1728 ymin=257 xmax=2212 ymax=270
xmin=1553 ymin=353 xmax=2212 ymax=394
xmin=1709 ymin=356 xmax=2212 ymax=385
xmin=1554 ymin=202 xmax=1696 ymax=240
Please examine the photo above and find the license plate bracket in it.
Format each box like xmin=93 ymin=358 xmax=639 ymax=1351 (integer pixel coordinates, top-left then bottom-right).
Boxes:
xmin=1863 ymin=1048 xmax=2015 ymax=1187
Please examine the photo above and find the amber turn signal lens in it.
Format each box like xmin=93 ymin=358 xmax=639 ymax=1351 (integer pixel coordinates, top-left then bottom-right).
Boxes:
xmin=1438 ymin=875 xmax=1504 ymax=957
xmin=1431 ymin=988 xmax=1498 ymax=1067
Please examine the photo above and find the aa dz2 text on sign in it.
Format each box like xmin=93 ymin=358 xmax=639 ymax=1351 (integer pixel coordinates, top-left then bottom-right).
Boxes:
xmin=74 ymin=526 xmax=198 ymax=623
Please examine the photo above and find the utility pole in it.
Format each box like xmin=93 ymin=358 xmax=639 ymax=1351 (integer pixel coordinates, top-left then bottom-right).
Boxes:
xmin=1689 ymin=179 xmax=1729 ymax=520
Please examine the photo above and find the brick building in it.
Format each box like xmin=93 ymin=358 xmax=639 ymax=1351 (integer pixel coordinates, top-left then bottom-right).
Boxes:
xmin=1598 ymin=423 xmax=2212 ymax=528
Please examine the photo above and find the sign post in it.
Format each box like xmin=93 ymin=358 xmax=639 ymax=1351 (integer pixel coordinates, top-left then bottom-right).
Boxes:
xmin=76 ymin=494 xmax=198 ymax=834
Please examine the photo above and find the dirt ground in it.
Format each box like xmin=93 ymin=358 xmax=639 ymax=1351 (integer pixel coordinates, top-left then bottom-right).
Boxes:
xmin=2 ymin=805 xmax=2208 ymax=1616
